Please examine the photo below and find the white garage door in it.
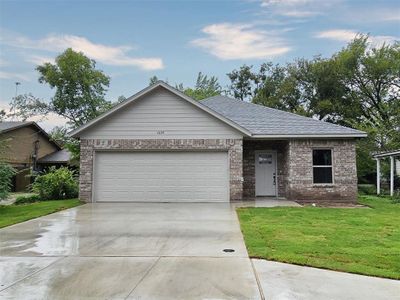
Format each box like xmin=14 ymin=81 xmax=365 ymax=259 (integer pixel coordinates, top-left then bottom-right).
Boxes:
xmin=93 ymin=151 xmax=229 ymax=202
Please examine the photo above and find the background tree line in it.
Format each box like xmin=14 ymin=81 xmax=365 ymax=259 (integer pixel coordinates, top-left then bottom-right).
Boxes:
xmin=5 ymin=35 xmax=399 ymax=183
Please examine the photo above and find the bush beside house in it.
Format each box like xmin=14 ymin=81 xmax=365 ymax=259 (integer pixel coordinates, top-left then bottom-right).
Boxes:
xmin=0 ymin=163 xmax=16 ymax=200
xmin=14 ymin=194 xmax=41 ymax=205
xmin=32 ymin=167 xmax=78 ymax=200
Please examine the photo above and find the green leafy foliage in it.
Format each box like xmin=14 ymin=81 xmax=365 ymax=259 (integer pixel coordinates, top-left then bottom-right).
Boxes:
xmin=49 ymin=126 xmax=68 ymax=146
xmin=149 ymin=75 xmax=159 ymax=85
xmin=177 ymin=72 xmax=222 ymax=100
xmin=0 ymin=109 xmax=6 ymax=121
xmin=0 ymin=163 xmax=16 ymax=200
xmin=15 ymin=194 xmax=41 ymax=205
xmin=227 ymin=64 xmax=267 ymax=101
xmin=32 ymin=167 xmax=78 ymax=200
xmin=49 ymin=126 xmax=80 ymax=165
xmin=358 ymin=184 xmax=376 ymax=195
xmin=10 ymin=48 xmax=112 ymax=129
xmin=227 ymin=35 xmax=400 ymax=183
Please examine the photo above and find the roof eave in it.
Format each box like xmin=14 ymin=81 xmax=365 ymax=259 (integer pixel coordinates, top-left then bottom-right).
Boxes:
xmin=0 ymin=122 xmax=34 ymax=133
xmin=249 ymin=133 xmax=368 ymax=139
xmin=373 ymin=150 xmax=400 ymax=158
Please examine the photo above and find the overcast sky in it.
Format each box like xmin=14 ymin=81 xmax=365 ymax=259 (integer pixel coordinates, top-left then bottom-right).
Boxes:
xmin=0 ymin=0 xmax=399 ymax=130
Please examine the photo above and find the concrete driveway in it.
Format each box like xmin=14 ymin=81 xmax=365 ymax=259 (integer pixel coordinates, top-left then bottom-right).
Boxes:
xmin=0 ymin=203 xmax=261 ymax=299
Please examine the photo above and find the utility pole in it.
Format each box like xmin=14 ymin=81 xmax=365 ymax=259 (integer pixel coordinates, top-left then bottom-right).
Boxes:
xmin=11 ymin=82 xmax=21 ymax=121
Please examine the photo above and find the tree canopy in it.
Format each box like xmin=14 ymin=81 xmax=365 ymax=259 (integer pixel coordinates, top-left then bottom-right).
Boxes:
xmin=11 ymin=48 xmax=112 ymax=129
xmin=177 ymin=72 xmax=222 ymax=100
xmin=226 ymin=35 xmax=400 ymax=181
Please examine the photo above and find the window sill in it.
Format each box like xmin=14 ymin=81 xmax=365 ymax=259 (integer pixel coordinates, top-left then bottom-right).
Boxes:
xmin=312 ymin=184 xmax=336 ymax=188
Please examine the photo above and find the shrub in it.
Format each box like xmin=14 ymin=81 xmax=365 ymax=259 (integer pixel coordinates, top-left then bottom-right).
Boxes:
xmin=32 ymin=167 xmax=78 ymax=200
xmin=0 ymin=163 xmax=16 ymax=200
xmin=15 ymin=194 xmax=41 ymax=205
xmin=358 ymin=184 xmax=376 ymax=195
xmin=391 ymin=190 xmax=400 ymax=204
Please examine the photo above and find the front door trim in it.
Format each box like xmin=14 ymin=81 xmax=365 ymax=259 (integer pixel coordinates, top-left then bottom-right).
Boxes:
xmin=255 ymin=150 xmax=278 ymax=196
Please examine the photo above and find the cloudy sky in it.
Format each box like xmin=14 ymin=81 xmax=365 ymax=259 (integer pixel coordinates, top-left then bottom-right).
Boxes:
xmin=0 ymin=0 xmax=399 ymax=129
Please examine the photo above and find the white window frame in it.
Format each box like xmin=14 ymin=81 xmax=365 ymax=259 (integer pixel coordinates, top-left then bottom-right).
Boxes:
xmin=312 ymin=148 xmax=334 ymax=185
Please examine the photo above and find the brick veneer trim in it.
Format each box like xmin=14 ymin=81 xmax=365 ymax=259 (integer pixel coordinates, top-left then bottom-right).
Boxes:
xmin=79 ymin=139 xmax=243 ymax=202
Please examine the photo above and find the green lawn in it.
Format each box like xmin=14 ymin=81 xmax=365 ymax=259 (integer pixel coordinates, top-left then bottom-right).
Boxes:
xmin=237 ymin=196 xmax=400 ymax=279
xmin=0 ymin=199 xmax=83 ymax=228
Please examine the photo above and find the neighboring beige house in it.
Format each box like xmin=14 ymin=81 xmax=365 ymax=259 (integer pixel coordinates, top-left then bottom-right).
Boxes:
xmin=0 ymin=121 xmax=69 ymax=191
xmin=70 ymin=81 xmax=367 ymax=204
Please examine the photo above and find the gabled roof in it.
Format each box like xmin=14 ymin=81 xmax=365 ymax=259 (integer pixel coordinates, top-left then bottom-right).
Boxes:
xmin=69 ymin=81 xmax=366 ymax=139
xmin=69 ymin=81 xmax=252 ymax=137
xmin=201 ymin=96 xmax=367 ymax=138
xmin=0 ymin=121 xmax=34 ymax=132
xmin=38 ymin=149 xmax=71 ymax=163
xmin=0 ymin=121 xmax=62 ymax=149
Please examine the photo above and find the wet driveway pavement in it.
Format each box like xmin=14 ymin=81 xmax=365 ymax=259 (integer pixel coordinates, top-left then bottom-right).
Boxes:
xmin=0 ymin=203 xmax=261 ymax=299
xmin=1 ymin=201 xmax=399 ymax=300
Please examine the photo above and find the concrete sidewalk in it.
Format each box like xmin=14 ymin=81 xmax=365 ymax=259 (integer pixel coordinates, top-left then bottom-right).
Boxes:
xmin=252 ymin=260 xmax=400 ymax=300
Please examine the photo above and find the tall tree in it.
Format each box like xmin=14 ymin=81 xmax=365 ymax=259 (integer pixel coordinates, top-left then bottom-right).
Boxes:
xmin=252 ymin=63 xmax=307 ymax=116
xmin=227 ymin=64 xmax=267 ymax=101
xmin=49 ymin=126 xmax=69 ymax=146
xmin=11 ymin=48 xmax=111 ymax=129
xmin=176 ymin=72 xmax=222 ymax=100
xmin=0 ymin=109 xmax=6 ymax=121
xmin=237 ymin=35 xmax=399 ymax=182
xmin=149 ymin=75 xmax=159 ymax=85
xmin=333 ymin=36 xmax=400 ymax=150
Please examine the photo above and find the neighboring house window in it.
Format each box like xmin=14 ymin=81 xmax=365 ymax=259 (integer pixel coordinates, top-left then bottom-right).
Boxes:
xmin=313 ymin=149 xmax=333 ymax=184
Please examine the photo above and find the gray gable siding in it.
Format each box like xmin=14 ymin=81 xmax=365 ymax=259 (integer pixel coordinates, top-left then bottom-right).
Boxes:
xmin=80 ymin=88 xmax=243 ymax=139
xmin=201 ymin=96 xmax=366 ymax=137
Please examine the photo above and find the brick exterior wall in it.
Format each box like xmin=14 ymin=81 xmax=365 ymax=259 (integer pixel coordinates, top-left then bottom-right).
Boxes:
xmin=79 ymin=139 xmax=243 ymax=202
xmin=243 ymin=140 xmax=289 ymax=199
xmin=80 ymin=138 xmax=358 ymax=203
xmin=287 ymin=139 xmax=358 ymax=203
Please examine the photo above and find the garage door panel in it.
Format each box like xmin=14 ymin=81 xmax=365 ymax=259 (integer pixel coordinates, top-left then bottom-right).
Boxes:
xmin=97 ymin=190 xmax=227 ymax=202
xmin=96 ymin=177 xmax=227 ymax=184
xmin=94 ymin=152 xmax=229 ymax=202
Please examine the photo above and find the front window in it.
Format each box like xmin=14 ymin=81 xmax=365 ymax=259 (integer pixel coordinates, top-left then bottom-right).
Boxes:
xmin=313 ymin=149 xmax=333 ymax=184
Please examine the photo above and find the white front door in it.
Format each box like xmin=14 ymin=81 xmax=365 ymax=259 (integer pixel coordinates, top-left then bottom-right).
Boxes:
xmin=255 ymin=151 xmax=277 ymax=196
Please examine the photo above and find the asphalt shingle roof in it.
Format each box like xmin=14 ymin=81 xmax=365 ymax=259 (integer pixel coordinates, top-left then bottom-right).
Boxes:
xmin=38 ymin=149 xmax=71 ymax=163
xmin=201 ymin=96 xmax=366 ymax=137
xmin=0 ymin=121 xmax=33 ymax=132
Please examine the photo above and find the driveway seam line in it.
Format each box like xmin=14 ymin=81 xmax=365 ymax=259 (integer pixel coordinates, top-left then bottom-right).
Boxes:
xmin=0 ymin=256 xmax=67 ymax=293
xmin=124 ymin=256 xmax=161 ymax=299
xmin=250 ymin=259 xmax=265 ymax=300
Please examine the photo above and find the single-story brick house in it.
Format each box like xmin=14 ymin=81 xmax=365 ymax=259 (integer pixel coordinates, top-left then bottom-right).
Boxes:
xmin=70 ymin=81 xmax=366 ymax=203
